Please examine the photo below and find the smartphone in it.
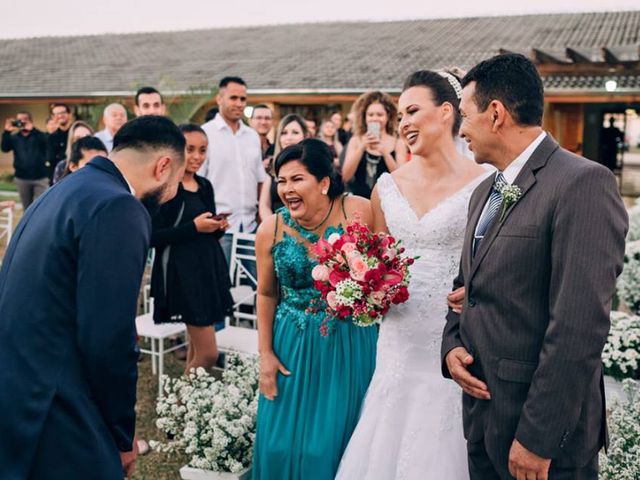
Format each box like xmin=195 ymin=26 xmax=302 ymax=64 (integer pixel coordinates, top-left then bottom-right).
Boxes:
xmin=367 ymin=122 xmax=381 ymax=139
xmin=213 ymin=212 xmax=231 ymax=221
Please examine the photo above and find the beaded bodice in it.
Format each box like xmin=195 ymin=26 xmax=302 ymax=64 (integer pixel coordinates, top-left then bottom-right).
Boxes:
xmin=272 ymin=207 xmax=343 ymax=330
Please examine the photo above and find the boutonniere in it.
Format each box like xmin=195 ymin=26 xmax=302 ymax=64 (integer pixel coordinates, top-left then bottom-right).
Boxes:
xmin=496 ymin=181 xmax=522 ymax=222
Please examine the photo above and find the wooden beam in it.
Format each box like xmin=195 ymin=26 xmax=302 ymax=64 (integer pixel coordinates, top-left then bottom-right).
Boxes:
xmin=566 ymin=48 xmax=592 ymax=64
xmin=532 ymin=48 xmax=568 ymax=65
xmin=603 ymin=47 xmax=620 ymax=64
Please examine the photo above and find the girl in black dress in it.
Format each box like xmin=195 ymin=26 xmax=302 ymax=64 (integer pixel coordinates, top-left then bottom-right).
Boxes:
xmin=150 ymin=124 xmax=233 ymax=373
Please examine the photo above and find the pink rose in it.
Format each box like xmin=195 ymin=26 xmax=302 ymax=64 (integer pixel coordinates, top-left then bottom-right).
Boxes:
xmin=349 ymin=256 xmax=369 ymax=281
xmin=341 ymin=242 xmax=357 ymax=255
xmin=370 ymin=290 xmax=386 ymax=306
xmin=326 ymin=291 xmax=339 ymax=309
xmin=311 ymin=264 xmax=330 ymax=282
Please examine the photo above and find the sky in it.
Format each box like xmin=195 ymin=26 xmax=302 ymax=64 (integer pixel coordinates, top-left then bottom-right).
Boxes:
xmin=2 ymin=0 xmax=639 ymax=39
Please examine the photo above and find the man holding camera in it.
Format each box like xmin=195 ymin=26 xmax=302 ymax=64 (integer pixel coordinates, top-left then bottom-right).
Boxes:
xmin=2 ymin=112 xmax=49 ymax=209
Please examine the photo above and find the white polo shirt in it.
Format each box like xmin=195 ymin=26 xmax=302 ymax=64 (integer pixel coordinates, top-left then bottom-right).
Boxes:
xmin=199 ymin=114 xmax=268 ymax=233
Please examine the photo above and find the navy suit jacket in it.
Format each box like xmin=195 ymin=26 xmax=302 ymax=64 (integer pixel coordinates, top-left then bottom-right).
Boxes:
xmin=0 ymin=156 xmax=151 ymax=480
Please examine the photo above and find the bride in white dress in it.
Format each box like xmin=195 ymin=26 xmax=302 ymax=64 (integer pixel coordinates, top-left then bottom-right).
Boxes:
xmin=336 ymin=70 xmax=490 ymax=479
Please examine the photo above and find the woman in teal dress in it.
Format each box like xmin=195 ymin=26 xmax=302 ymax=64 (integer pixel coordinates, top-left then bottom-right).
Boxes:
xmin=253 ymin=139 xmax=378 ymax=479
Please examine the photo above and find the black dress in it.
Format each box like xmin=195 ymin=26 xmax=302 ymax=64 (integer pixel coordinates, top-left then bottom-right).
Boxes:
xmin=150 ymin=175 xmax=233 ymax=326
xmin=348 ymin=150 xmax=395 ymax=199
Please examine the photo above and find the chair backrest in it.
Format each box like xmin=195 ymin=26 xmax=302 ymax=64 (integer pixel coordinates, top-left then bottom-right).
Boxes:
xmin=228 ymin=232 xmax=257 ymax=288
xmin=0 ymin=207 xmax=14 ymax=245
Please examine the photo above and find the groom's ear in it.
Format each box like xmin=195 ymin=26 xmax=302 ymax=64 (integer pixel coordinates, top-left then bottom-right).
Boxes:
xmin=489 ymin=100 xmax=507 ymax=132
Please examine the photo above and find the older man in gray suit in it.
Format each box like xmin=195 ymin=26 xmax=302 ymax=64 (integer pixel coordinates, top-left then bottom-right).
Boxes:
xmin=441 ymin=54 xmax=628 ymax=480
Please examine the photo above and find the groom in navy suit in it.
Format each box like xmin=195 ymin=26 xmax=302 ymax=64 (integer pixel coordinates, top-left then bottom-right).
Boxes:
xmin=0 ymin=115 xmax=185 ymax=479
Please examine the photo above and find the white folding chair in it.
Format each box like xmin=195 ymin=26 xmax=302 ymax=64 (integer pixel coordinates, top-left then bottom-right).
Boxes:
xmin=228 ymin=232 xmax=258 ymax=328
xmin=0 ymin=206 xmax=14 ymax=246
xmin=135 ymin=296 xmax=188 ymax=396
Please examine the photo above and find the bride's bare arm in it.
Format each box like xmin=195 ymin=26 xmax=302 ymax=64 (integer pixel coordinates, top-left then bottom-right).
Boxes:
xmin=369 ymin=186 xmax=389 ymax=234
xmin=255 ymin=215 xmax=290 ymax=401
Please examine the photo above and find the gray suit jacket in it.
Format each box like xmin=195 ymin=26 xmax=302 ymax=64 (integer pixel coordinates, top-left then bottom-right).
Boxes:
xmin=441 ymin=135 xmax=628 ymax=474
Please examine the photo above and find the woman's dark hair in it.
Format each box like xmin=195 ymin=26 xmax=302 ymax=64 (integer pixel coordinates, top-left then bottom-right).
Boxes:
xmin=178 ymin=123 xmax=207 ymax=136
xmin=274 ymin=138 xmax=345 ymax=199
xmin=461 ymin=53 xmax=543 ymax=127
xmin=402 ymin=69 xmax=465 ymax=136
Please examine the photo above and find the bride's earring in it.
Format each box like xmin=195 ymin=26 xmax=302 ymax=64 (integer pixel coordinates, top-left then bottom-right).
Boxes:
xmin=322 ymin=189 xmax=328 ymax=195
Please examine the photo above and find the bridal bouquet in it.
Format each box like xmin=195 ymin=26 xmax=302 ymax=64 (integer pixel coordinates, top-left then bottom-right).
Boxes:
xmin=309 ymin=221 xmax=415 ymax=335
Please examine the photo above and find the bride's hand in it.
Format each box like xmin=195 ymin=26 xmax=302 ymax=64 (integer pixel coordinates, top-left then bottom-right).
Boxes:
xmin=259 ymin=351 xmax=291 ymax=401
xmin=447 ymin=287 xmax=465 ymax=314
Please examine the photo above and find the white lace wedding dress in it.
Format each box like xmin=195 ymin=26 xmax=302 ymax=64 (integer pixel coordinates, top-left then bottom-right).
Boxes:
xmin=336 ymin=172 xmax=488 ymax=480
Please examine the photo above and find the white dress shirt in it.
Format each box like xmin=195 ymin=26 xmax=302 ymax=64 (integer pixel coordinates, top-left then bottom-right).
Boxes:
xmin=94 ymin=129 xmax=114 ymax=153
xmin=474 ymin=131 xmax=547 ymax=236
xmin=199 ymin=114 xmax=268 ymax=233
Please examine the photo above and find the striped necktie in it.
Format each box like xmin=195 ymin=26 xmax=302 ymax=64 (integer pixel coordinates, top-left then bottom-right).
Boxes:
xmin=473 ymin=173 xmax=506 ymax=256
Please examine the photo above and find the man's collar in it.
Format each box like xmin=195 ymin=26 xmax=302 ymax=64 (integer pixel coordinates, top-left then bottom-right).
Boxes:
xmin=213 ymin=113 xmax=247 ymax=134
xmin=87 ymin=156 xmax=135 ymax=195
xmin=500 ymin=131 xmax=547 ymax=184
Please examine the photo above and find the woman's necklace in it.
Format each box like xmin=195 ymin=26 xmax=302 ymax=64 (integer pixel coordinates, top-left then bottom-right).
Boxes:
xmin=293 ymin=198 xmax=335 ymax=240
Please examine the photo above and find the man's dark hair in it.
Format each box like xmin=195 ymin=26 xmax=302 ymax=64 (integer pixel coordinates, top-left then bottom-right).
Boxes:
xmin=219 ymin=76 xmax=246 ymax=89
xmin=16 ymin=111 xmax=33 ymax=121
xmin=251 ymin=104 xmax=272 ymax=118
xmin=112 ymin=116 xmax=185 ymax=162
xmin=69 ymin=137 xmax=107 ymax=167
xmin=135 ymin=86 xmax=164 ymax=106
xmin=51 ymin=103 xmax=70 ymax=113
xmin=204 ymin=107 xmax=219 ymax=122
xmin=461 ymin=54 xmax=544 ymax=127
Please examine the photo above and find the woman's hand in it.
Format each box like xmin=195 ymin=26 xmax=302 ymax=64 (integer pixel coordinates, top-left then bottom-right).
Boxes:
xmin=193 ymin=212 xmax=225 ymax=233
xmin=259 ymin=351 xmax=291 ymax=401
xmin=363 ymin=132 xmax=382 ymax=153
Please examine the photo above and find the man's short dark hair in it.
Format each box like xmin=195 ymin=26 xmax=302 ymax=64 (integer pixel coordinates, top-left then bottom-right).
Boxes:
xmin=135 ymin=86 xmax=164 ymax=106
xmin=51 ymin=103 xmax=70 ymax=113
xmin=69 ymin=137 xmax=107 ymax=166
xmin=112 ymin=116 xmax=185 ymax=162
xmin=16 ymin=111 xmax=33 ymax=121
xmin=219 ymin=76 xmax=246 ymax=89
xmin=461 ymin=54 xmax=544 ymax=127
xmin=251 ymin=104 xmax=272 ymax=118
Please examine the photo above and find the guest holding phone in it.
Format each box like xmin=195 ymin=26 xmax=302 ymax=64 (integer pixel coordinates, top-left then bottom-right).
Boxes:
xmin=342 ymin=91 xmax=403 ymax=198
xmin=150 ymin=123 xmax=234 ymax=373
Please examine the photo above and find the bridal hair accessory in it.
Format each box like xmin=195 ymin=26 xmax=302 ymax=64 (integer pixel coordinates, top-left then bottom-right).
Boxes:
xmin=437 ymin=71 xmax=463 ymax=100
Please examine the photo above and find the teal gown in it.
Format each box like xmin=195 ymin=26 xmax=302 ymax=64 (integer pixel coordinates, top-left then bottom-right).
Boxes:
xmin=252 ymin=207 xmax=378 ymax=480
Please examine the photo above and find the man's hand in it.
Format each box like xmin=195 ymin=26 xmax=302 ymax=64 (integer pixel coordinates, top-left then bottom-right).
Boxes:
xmin=4 ymin=118 xmax=17 ymax=132
xmin=120 ymin=435 xmax=139 ymax=478
xmin=447 ymin=286 xmax=465 ymax=313
xmin=508 ymin=439 xmax=551 ymax=480
xmin=445 ymin=346 xmax=490 ymax=400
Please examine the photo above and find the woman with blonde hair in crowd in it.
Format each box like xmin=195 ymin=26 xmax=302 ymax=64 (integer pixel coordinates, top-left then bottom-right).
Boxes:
xmin=317 ymin=118 xmax=343 ymax=168
xmin=341 ymin=91 xmax=404 ymax=198
xmin=258 ymin=113 xmax=309 ymax=220
xmin=52 ymin=120 xmax=94 ymax=183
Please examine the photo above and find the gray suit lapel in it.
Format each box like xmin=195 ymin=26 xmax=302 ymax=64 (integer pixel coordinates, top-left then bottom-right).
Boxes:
xmin=468 ymin=135 xmax=560 ymax=282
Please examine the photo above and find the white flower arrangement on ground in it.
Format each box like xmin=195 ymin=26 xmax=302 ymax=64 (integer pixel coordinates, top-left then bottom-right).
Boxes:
xmin=626 ymin=203 xmax=640 ymax=241
xmin=617 ymin=240 xmax=640 ymax=315
xmin=151 ymin=354 xmax=259 ymax=473
xmin=599 ymin=380 xmax=640 ymax=480
xmin=602 ymin=311 xmax=640 ymax=380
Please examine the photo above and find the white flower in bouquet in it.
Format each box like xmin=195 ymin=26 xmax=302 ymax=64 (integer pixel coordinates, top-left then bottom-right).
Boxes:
xmin=617 ymin=240 xmax=640 ymax=315
xmin=599 ymin=380 xmax=640 ymax=480
xmin=151 ymin=354 xmax=259 ymax=473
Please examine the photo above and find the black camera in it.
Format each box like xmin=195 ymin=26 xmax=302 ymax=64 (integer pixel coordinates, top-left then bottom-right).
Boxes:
xmin=11 ymin=119 xmax=25 ymax=128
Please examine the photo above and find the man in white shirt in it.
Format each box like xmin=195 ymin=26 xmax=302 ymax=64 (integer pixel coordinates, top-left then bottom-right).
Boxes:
xmin=95 ymin=103 xmax=127 ymax=153
xmin=199 ymin=76 xmax=267 ymax=273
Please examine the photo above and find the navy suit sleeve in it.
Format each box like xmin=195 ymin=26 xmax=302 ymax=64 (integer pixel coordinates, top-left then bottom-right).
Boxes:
xmin=76 ymin=195 xmax=151 ymax=452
